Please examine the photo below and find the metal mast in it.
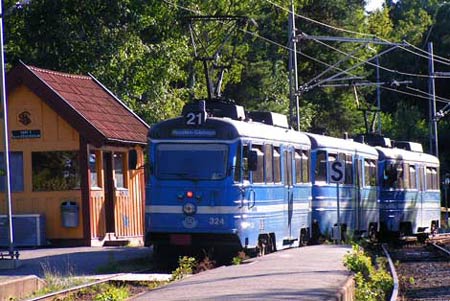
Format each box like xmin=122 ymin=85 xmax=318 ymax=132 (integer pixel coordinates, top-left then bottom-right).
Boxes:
xmin=288 ymin=0 xmax=300 ymax=130
xmin=0 ymin=0 xmax=18 ymax=265
xmin=428 ymin=42 xmax=438 ymax=157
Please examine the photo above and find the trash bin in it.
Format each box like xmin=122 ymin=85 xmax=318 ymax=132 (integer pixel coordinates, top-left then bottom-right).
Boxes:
xmin=61 ymin=201 xmax=79 ymax=227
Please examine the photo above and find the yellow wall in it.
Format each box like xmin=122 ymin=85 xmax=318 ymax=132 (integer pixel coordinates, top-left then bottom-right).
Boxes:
xmin=0 ymin=85 xmax=83 ymax=240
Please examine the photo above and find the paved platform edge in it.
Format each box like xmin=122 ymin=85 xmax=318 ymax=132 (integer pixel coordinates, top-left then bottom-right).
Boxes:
xmin=0 ymin=275 xmax=45 ymax=301
xmin=334 ymin=275 xmax=355 ymax=301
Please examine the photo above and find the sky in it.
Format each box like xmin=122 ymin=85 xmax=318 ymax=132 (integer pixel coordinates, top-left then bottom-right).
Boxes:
xmin=366 ymin=0 xmax=384 ymax=12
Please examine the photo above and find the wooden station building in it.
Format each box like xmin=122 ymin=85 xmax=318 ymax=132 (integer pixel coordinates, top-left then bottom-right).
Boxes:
xmin=0 ymin=62 xmax=149 ymax=247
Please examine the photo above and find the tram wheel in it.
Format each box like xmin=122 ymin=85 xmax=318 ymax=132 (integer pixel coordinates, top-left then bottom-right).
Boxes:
xmin=258 ymin=234 xmax=275 ymax=256
xmin=368 ymin=223 xmax=378 ymax=242
xmin=299 ymin=228 xmax=309 ymax=247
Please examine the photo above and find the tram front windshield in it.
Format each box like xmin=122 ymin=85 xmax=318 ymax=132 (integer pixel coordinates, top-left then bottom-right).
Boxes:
xmin=156 ymin=143 xmax=228 ymax=180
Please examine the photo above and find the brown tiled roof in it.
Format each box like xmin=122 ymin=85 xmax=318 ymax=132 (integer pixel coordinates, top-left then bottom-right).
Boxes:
xmin=7 ymin=62 xmax=149 ymax=147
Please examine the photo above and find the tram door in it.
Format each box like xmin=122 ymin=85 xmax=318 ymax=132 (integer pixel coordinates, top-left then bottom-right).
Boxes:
xmin=355 ymin=157 xmax=363 ymax=233
xmin=284 ymin=149 xmax=294 ymax=240
xmin=103 ymin=152 xmax=116 ymax=233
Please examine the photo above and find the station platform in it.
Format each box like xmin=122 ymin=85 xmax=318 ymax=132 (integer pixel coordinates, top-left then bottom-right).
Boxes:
xmin=132 ymin=244 xmax=354 ymax=301
xmin=0 ymin=246 xmax=151 ymax=301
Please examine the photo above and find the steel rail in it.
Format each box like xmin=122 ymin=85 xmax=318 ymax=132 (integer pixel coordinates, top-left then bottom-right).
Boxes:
xmin=25 ymin=273 xmax=125 ymax=301
xmin=381 ymin=243 xmax=399 ymax=301
xmin=431 ymin=242 xmax=450 ymax=257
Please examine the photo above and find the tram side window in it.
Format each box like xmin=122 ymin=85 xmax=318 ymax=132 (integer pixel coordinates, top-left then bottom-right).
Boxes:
xmin=315 ymin=150 xmax=327 ymax=182
xmin=295 ymin=150 xmax=310 ymax=183
xmin=403 ymin=163 xmax=410 ymax=189
xmin=409 ymin=165 xmax=417 ymax=189
xmin=273 ymin=147 xmax=281 ymax=183
xmin=364 ymin=159 xmax=377 ymax=187
xmin=264 ymin=144 xmax=273 ymax=183
xmin=434 ymin=168 xmax=440 ymax=189
xmin=344 ymin=154 xmax=353 ymax=185
xmin=234 ymin=145 xmax=242 ymax=183
xmin=426 ymin=167 xmax=439 ymax=190
xmin=433 ymin=168 xmax=439 ymax=189
xmin=283 ymin=150 xmax=293 ymax=186
xmin=294 ymin=150 xmax=302 ymax=184
xmin=418 ymin=166 xmax=425 ymax=191
xmin=302 ymin=150 xmax=310 ymax=183
xmin=243 ymin=145 xmax=250 ymax=182
xmin=383 ymin=163 xmax=403 ymax=189
xmin=252 ymin=146 xmax=264 ymax=184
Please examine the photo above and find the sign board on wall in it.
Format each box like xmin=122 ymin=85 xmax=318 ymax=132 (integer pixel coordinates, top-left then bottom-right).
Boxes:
xmin=11 ymin=130 xmax=41 ymax=139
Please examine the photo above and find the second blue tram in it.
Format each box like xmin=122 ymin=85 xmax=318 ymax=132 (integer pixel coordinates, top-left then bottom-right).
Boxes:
xmin=376 ymin=141 xmax=440 ymax=236
xmin=307 ymin=134 xmax=379 ymax=240
xmin=146 ymin=101 xmax=312 ymax=255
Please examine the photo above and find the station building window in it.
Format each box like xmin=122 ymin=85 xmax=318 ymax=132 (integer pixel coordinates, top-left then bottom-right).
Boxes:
xmin=32 ymin=151 xmax=80 ymax=191
xmin=0 ymin=152 xmax=24 ymax=192
xmin=114 ymin=152 xmax=126 ymax=189
xmin=89 ymin=151 xmax=101 ymax=188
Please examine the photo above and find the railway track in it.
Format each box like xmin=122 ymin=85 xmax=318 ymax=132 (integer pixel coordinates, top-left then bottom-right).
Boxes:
xmin=25 ymin=272 xmax=172 ymax=301
xmin=384 ymin=236 xmax=450 ymax=301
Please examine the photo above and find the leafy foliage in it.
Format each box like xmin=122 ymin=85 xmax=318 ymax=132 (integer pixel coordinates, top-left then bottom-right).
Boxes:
xmin=344 ymin=244 xmax=393 ymax=301
xmin=171 ymin=256 xmax=197 ymax=281
xmin=3 ymin=0 xmax=450 ymax=171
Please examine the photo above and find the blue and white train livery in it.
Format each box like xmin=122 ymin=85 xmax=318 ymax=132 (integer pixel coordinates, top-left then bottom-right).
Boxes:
xmin=146 ymin=101 xmax=312 ymax=255
xmin=307 ymin=133 xmax=379 ymax=240
xmin=375 ymin=140 xmax=440 ymax=236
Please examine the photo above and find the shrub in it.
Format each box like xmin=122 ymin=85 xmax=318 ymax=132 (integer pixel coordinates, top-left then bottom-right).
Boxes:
xmin=344 ymin=244 xmax=393 ymax=301
xmin=171 ymin=256 xmax=197 ymax=281
xmin=93 ymin=283 xmax=129 ymax=301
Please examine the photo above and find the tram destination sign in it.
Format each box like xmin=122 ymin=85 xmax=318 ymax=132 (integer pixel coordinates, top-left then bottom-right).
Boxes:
xmin=11 ymin=129 xmax=41 ymax=139
xmin=171 ymin=129 xmax=216 ymax=137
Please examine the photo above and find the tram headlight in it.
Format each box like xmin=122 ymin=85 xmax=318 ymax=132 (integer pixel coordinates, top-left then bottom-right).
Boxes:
xmin=240 ymin=221 xmax=251 ymax=229
xmin=183 ymin=202 xmax=197 ymax=215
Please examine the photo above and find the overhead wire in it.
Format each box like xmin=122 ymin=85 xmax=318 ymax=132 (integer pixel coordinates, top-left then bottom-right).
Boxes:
xmin=381 ymin=85 xmax=450 ymax=105
xmin=310 ymin=37 xmax=450 ymax=79
xmin=265 ymin=0 xmax=450 ymax=68
xmin=163 ymin=0 xmax=449 ymax=106
xmin=162 ymin=0 xmax=359 ymax=78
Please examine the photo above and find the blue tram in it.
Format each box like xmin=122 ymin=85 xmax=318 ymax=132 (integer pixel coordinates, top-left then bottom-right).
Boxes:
xmin=307 ymin=134 xmax=379 ymax=240
xmin=375 ymin=140 xmax=440 ymax=236
xmin=146 ymin=101 xmax=312 ymax=255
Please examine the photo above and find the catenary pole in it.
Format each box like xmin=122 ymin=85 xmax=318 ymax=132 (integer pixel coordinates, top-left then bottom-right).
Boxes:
xmin=428 ymin=42 xmax=438 ymax=157
xmin=0 ymin=0 xmax=15 ymax=257
xmin=288 ymin=0 xmax=300 ymax=130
